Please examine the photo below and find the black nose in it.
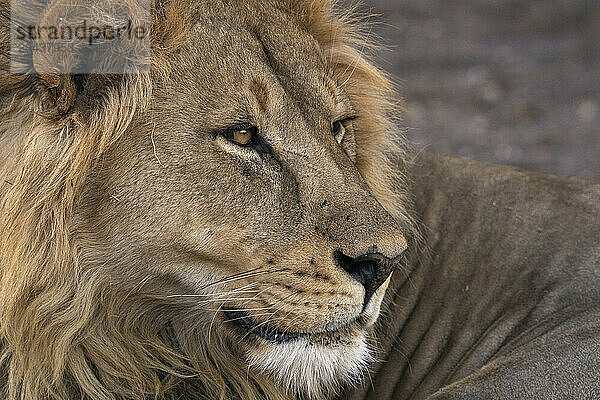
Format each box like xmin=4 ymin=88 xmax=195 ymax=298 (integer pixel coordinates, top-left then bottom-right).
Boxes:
xmin=335 ymin=250 xmax=403 ymax=307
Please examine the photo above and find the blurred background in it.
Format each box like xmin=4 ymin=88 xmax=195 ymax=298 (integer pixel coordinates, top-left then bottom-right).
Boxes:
xmin=345 ymin=0 xmax=599 ymax=181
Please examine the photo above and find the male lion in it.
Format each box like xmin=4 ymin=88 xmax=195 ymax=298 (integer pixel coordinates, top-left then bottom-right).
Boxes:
xmin=0 ymin=1 xmax=599 ymax=400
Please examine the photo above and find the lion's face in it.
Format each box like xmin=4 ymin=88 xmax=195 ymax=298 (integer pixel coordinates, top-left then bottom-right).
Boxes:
xmin=72 ymin=2 xmax=406 ymax=397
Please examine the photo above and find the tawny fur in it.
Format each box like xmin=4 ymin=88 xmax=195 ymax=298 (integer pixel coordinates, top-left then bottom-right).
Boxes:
xmin=0 ymin=1 xmax=414 ymax=399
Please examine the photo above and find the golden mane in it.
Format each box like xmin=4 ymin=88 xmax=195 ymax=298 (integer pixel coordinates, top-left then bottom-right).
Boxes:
xmin=0 ymin=1 xmax=412 ymax=399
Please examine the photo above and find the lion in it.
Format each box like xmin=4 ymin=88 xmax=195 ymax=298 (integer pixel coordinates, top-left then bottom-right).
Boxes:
xmin=1 ymin=1 xmax=599 ymax=400
xmin=0 ymin=1 xmax=411 ymax=399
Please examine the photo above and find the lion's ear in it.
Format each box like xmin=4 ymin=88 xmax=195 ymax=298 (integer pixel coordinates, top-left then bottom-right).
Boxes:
xmin=9 ymin=0 xmax=150 ymax=114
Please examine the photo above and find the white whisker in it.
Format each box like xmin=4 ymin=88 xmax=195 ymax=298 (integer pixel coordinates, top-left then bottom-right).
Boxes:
xmin=340 ymin=22 xmax=373 ymax=88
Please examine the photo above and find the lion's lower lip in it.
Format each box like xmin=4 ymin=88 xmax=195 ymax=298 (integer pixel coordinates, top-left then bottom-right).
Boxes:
xmin=225 ymin=310 xmax=307 ymax=343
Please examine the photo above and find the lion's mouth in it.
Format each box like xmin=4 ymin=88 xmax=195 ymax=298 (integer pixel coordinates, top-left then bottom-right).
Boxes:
xmin=225 ymin=310 xmax=307 ymax=343
xmin=224 ymin=309 xmax=369 ymax=346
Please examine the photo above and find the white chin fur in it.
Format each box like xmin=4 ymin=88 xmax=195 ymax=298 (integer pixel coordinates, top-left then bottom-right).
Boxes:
xmin=245 ymin=331 xmax=373 ymax=399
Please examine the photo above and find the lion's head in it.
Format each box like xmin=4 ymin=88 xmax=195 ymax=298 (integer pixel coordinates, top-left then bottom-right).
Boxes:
xmin=0 ymin=1 xmax=413 ymax=399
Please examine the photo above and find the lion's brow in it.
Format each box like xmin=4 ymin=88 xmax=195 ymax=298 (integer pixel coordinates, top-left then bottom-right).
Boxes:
xmin=249 ymin=79 xmax=270 ymax=114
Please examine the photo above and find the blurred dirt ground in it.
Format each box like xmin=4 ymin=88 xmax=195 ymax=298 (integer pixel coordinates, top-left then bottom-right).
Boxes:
xmin=347 ymin=0 xmax=600 ymax=181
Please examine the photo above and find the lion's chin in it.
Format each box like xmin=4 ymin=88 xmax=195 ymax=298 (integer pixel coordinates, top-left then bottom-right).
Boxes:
xmin=224 ymin=310 xmax=375 ymax=399
xmin=245 ymin=328 xmax=373 ymax=399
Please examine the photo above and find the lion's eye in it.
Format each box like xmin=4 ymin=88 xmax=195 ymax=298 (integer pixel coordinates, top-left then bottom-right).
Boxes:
xmin=332 ymin=121 xmax=345 ymax=140
xmin=233 ymin=129 xmax=253 ymax=145
xmin=224 ymin=127 xmax=257 ymax=147
xmin=332 ymin=117 xmax=357 ymax=143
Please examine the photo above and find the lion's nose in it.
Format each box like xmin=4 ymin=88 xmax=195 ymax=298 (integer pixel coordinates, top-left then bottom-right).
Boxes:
xmin=335 ymin=250 xmax=404 ymax=307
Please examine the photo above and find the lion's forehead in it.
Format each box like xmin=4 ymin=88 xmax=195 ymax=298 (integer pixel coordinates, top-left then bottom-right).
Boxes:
xmin=163 ymin=2 xmax=335 ymax=124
